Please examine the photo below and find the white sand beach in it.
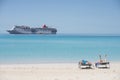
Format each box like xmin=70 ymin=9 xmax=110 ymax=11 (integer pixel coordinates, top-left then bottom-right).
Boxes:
xmin=0 ymin=62 xmax=120 ymax=80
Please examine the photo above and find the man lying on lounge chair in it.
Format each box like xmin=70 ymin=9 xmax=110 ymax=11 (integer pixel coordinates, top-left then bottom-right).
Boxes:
xmin=80 ymin=60 xmax=91 ymax=65
xmin=79 ymin=60 xmax=92 ymax=69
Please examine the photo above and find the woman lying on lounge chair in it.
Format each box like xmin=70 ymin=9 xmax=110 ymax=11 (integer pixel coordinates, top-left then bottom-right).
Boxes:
xmin=95 ymin=54 xmax=110 ymax=68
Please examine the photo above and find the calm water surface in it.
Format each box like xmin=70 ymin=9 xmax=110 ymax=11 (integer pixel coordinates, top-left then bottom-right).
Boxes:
xmin=0 ymin=34 xmax=120 ymax=63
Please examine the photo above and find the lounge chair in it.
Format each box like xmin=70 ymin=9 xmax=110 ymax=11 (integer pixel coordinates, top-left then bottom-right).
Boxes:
xmin=95 ymin=55 xmax=110 ymax=68
xmin=78 ymin=60 xmax=92 ymax=69
xmin=95 ymin=61 xmax=110 ymax=68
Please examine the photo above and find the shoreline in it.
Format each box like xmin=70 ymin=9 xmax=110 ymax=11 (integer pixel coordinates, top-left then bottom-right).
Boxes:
xmin=0 ymin=61 xmax=119 ymax=64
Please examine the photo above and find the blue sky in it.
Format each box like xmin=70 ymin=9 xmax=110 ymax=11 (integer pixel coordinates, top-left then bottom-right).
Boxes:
xmin=0 ymin=0 xmax=120 ymax=34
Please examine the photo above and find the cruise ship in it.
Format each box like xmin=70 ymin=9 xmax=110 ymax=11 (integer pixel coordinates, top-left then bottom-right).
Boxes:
xmin=7 ymin=25 xmax=57 ymax=34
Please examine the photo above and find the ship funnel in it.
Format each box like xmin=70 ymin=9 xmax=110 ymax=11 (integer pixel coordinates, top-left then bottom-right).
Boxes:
xmin=42 ymin=24 xmax=48 ymax=28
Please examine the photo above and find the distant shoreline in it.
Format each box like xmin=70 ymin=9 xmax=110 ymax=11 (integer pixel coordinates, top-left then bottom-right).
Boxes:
xmin=0 ymin=33 xmax=120 ymax=36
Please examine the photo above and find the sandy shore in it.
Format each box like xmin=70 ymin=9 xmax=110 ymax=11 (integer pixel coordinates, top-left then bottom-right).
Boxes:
xmin=0 ymin=62 xmax=120 ymax=80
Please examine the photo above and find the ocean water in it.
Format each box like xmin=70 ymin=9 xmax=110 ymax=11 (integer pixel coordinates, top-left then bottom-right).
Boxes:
xmin=0 ymin=34 xmax=120 ymax=63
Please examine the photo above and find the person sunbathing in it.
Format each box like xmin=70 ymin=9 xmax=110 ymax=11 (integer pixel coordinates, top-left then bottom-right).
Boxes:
xmin=79 ymin=60 xmax=92 ymax=65
xmin=78 ymin=60 xmax=92 ymax=69
xmin=95 ymin=54 xmax=110 ymax=68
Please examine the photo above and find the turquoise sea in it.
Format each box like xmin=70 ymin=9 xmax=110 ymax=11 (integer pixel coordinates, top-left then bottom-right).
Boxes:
xmin=0 ymin=34 xmax=120 ymax=63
